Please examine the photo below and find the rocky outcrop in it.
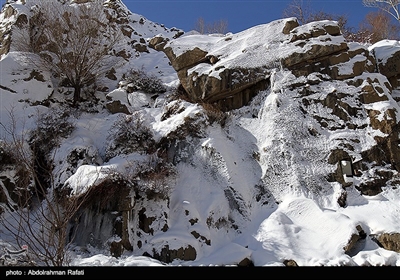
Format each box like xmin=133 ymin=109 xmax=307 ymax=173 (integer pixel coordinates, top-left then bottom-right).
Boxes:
xmin=159 ymin=19 xmax=377 ymax=111
xmin=0 ymin=3 xmax=19 ymax=56
xmin=283 ymin=32 xmax=375 ymax=80
xmin=158 ymin=18 xmax=400 ymax=199
xmin=369 ymin=40 xmax=400 ymax=89
xmin=160 ymin=19 xmax=298 ymax=110
xmin=66 ymin=175 xmax=134 ymax=258
xmin=294 ymin=72 xmax=400 ymax=197
xmin=0 ymin=143 xmax=31 ymax=212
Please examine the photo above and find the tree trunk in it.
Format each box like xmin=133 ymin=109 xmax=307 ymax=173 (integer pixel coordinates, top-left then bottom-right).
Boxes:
xmin=73 ymin=85 xmax=81 ymax=105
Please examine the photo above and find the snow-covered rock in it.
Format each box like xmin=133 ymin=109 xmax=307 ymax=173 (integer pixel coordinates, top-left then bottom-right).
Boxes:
xmin=369 ymin=39 xmax=400 ymax=88
xmin=160 ymin=18 xmax=377 ymax=111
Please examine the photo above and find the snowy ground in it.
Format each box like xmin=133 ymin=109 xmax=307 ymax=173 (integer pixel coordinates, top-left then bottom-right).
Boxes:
xmin=64 ymin=188 xmax=400 ymax=267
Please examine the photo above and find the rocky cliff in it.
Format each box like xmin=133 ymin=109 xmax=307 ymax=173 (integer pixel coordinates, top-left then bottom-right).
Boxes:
xmin=155 ymin=17 xmax=400 ymax=197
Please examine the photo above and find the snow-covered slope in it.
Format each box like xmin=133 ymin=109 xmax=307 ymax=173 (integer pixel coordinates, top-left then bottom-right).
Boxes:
xmin=1 ymin=0 xmax=400 ymax=267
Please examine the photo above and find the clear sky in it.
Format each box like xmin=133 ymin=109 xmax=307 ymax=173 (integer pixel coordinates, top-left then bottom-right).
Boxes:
xmin=120 ymin=0 xmax=374 ymax=33
xmin=0 ymin=0 xmax=388 ymax=33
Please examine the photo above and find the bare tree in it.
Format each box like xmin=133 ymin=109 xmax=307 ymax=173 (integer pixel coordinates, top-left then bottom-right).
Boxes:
xmin=194 ymin=17 xmax=206 ymax=34
xmin=282 ymin=0 xmax=312 ymax=25
xmin=283 ymin=0 xmax=352 ymax=39
xmin=358 ymin=10 xmax=400 ymax=43
xmin=13 ymin=0 xmax=123 ymax=105
xmin=363 ymin=0 xmax=400 ymax=21
xmin=194 ymin=17 xmax=229 ymax=34
xmin=0 ymin=108 xmax=90 ymax=266
xmin=208 ymin=19 xmax=229 ymax=34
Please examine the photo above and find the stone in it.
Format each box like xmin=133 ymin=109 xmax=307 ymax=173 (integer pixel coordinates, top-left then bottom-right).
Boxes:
xmin=149 ymin=244 xmax=197 ymax=263
xmin=133 ymin=43 xmax=149 ymax=53
xmin=163 ymin=46 xmax=209 ymax=72
xmin=106 ymin=100 xmax=131 ymax=114
xmin=148 ymin=35 xmax=169 ymax=51
xmin=283 ymin=259 xmax=298 ymax=266
xmin=282 ymin=17 xmax=299 ymax=34
xmin=376 ymin=233 xmax=400 ymax=253
xmin=238 ymin=257 xmax=254 ymax=267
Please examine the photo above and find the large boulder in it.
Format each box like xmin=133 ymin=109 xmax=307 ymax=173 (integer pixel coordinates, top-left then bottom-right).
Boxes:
xmin=282 ymin=20 xmax=348 ymax=69
xmin=162 ymin=18 xmax=301 ymax=110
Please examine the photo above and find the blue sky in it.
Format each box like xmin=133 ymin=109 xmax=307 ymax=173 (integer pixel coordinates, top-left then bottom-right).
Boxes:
xmin=121 ymin=0 xmax=375 ymax=32
xmin=0 ymin=0 xmax=385 ymax=33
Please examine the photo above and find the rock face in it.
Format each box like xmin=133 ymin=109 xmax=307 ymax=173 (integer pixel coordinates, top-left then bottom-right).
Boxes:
xmin=0 ymin=4 xmax=18 ymax=56
xmin=159 ymin=18 xmax=400 ymax=198
xmin=159 ymin=18 xmax=376 ymax=111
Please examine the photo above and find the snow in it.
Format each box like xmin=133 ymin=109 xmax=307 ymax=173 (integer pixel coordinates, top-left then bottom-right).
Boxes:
xmin=169 ymin=18 xmax=348 ymax=83
xmin=1 ymin=2 xmax=400 ymax=268
xmin=66 ymin=185 xmax=400 ymax=267
xmin=152 ymin=100 xmax=202 ymax=141
xmin=369 ymin=39 xmax=400 ymax=64
xmin=250 ymin=196 xmax=358 ymax=266
xmin=168 ymin=18 xmax=298 ymax=80
xmin=63 ymin=75 xmax=400 ymax=266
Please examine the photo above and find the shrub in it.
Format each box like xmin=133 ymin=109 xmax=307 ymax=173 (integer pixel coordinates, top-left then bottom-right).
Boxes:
xmin=166 ymin=84 xmax=192 ymax=103
xmin=160 ymin=99 xmax=186 ymax=121
xmin=119 ymin=68 xmax=167 ymax=94
xmin=124 ymin=157 xmax=176 ymax=201
xmin=0 ymin=106 xmax=91 ymax=266
xmin=105 ymin=112 xmax=156 ymax=160
xmin=29 ymin=107 xmax=75 ymax=155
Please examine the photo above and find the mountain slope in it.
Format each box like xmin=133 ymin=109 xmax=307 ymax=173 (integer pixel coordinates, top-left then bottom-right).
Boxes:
xmin=0 ymin=0 xmax=400 ymax=267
